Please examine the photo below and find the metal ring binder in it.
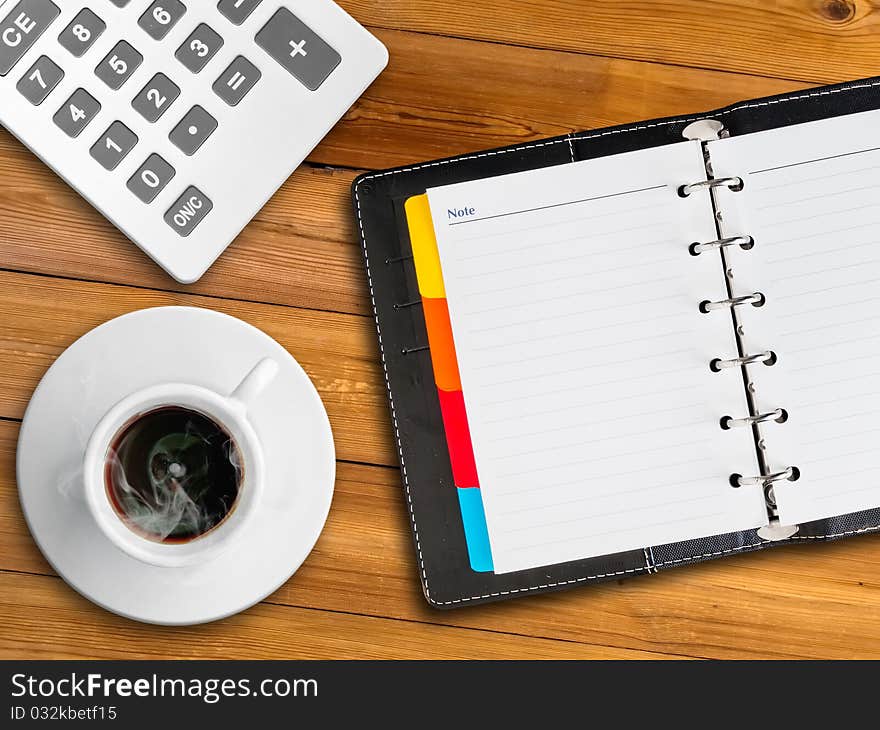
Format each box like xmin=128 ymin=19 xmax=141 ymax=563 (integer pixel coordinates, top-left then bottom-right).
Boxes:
xmin=734 ymin=468 xmax=799 ymax=488
xmin=401 ymin=344 xmax=430 ymax=355
xmin=679 ymin=176 xmax=743 ymax=197
xmin=700 ymin=292 xmax=764 ymax=312
xmin=385 ymin=254 xmax=414 ymax=265
xmin=721 ymin=409 xmax=787 ymax=429
xmin=682 ymin=118 xmax=798 ymax=536
xmin=690 ymin=235 xmax=754 ymax=255
xmin=711 ymin=351 xmax=775 ymax=371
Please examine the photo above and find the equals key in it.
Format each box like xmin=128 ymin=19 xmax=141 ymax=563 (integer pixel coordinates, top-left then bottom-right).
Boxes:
xmin=213 ymin=56 xmax=261 ymax=106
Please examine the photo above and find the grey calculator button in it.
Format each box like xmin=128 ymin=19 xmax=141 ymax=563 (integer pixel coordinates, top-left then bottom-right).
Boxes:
xmin=58 ymin=8 xmax=105 ymax=57
xmin=95 ymin=40 xmax=142 ymax=89
xmin=127 ymin=154 xmax=175 ymax=203
xmin=0 ymin=0 xmax=60 ymax=76
xmin=175 ymin=23 xmax=223 ymax=73
xmin=90 ymin=121 xmax=138 ymax=170
xmin=217 ymin=0 xmax=262 ymax=25
xmin=52 ymin=88 xmax=101 ymax=137
xmin=109 ymin=1 xmax=130 ymax=6
xmin=169 ymin=106 xmax=217 ymax=156
xmin=165 ymin=186 xmax=212 ymax=236
xmin=132 ymin=73 xmax=180 ymax=122
xmin=138 ymin=1 xmax=186 ymax=41
xmin=212 ymin=56 xmax=260 ymax=106
xmin=255 ymin=8 xmax=341 ymax=91
xmin=16 ymin=55 xmax=63 ymax=105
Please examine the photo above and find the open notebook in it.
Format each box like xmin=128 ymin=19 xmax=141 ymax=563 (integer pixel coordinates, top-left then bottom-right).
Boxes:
xmin=354 ymin=79 xmax=880 ymax=606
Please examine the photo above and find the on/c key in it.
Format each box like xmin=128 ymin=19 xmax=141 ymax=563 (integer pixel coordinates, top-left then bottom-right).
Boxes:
xmin=164 ymin=186 xmax=213 ymax=237
xmin=0 ymin=0 xmax=60 ymax=76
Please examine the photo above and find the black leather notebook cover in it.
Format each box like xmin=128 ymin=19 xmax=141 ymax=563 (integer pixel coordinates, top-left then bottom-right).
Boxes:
xmin=352 ymin=77 xmax=880 ymax=608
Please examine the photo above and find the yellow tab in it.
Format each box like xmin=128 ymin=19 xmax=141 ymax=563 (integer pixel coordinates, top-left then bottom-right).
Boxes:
xmin=405 ymin=194 xmax=445 ymax=299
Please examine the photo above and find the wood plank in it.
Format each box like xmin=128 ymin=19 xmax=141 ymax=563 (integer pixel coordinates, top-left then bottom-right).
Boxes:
xmin=4 ymin=419 xmax=880 ymax=659
xmin=0 ymin=271 xmax=396 ymax=467
xmin=0 ymin=573 xmax=663 ymax=660
xmin=317 ymin=28 xmax=805 ymax=170
xmin=0 ymin=133 xmax=369 ymax=315
xmin=344 ymin=0 xmax=880 ymax=85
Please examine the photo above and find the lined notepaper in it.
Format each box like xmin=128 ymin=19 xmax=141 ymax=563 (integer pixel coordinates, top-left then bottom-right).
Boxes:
xmin=427 ymin=141 xmax=768 ymax=573
xmin=710 ymin=109 xmax=880 ymax=525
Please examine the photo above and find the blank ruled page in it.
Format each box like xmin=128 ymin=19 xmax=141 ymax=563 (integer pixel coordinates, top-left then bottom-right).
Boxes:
xmin=710 ymin=109 xmax=880 ymax=525
xmin=427 ymin=141 xmax=768 ymax=573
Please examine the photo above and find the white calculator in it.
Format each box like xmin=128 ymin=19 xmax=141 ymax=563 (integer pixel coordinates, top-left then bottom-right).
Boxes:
xmin=0 ymin=0 xmax=387 ymax=282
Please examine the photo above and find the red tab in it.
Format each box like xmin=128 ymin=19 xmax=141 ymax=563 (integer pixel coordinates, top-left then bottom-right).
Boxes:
xmin=437 ymin=388 xmax=479 ymax=488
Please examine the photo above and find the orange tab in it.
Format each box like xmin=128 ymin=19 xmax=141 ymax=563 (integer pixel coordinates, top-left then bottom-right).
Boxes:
xmin=422 ymin=297 xmax=461 ymax=392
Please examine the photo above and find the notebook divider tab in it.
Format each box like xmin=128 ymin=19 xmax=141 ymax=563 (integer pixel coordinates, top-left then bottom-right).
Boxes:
xmin=405 ymin=194 xmax=493 ymax=572
xmin=681 ymin=120 xmax=801 ymax=542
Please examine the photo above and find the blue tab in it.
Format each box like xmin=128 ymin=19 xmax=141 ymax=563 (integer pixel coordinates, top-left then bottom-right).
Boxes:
xmin=457 ymin=488 xmax=493 ymax=573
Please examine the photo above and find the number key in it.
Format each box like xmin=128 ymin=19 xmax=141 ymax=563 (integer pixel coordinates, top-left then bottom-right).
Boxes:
xmin=53 ymin=88 xmax=101 ymax=138
xmin=95 ymin=41 xmax=142 ymax=89
xmin=58 ymin=9 xmax=105 ymax=57
xmin=218 ymin=0 xmax=262 ymax=25
xmin=132 ymin=73 xmax=180 ymax=122
xmin=17 ymin=55 xmax=63 ymax=105
xmin=176 ymin=23 xmax=223 ymax=73
xmin=127 ymin=154 xmax=175 ymax=203
xmin=91 ymin=121 xmax=138 ymax=171
xmin=139 ymin=1 xmax=186 ymax=41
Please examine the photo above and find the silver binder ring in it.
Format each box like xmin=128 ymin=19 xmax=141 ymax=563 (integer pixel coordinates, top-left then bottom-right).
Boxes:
xmin=690 ymin=235 xmax=754 ymax=255
xmin=721 ymin=408 xmax=787 ymax=429
xmin=711 ymin=351 xmax=776 ymax=371
xmin=679 ymin=176 xmax=744 ymax=197
xmin=700 ymin=292 xmax=764 ymax=313
xmin=734 ymin=467 xmax=799 ymax=488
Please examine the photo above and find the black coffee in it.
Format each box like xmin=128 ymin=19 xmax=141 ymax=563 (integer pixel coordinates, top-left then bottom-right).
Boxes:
xmin=105 ymin=406 xmax=243 ymax=544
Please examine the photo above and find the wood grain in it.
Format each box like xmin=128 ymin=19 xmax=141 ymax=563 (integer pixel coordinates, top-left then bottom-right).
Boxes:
xmin=4 ymin=419 xmax=880 ymax=659
xmin=0 ymin=133 xmax=368 ymax=315
xmin=317 ymin=28 xmax=804 ymax=170
xmin=0 ymin=270 xmax=396 ymax=468
xmin=2 ymin=0 xmax=879 ymax=660
xmin=344 ymin=0 xmax=880 ymax=84
xmin=1 ymin=572 xmax=669 ymax=660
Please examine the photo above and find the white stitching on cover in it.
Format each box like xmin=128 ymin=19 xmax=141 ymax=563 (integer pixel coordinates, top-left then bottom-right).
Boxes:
xmin=353 ymin=79 xmax=880 ymax=606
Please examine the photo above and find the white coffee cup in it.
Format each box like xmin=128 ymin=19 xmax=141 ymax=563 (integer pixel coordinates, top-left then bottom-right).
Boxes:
xmin=83 ymin=358 xmax=279 ymax=568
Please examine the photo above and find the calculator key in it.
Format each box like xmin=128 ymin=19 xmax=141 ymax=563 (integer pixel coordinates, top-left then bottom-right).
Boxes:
xmin=169 ymin=106 xmax=217 ymax=156
xmin=0 ymin=0 xmax=60 ymax=76
xmin=127 ymin=154 xmax=175 ymax=203
xmin=175 ymin=23 xmax=223 ymax=74
xmin=132 ymin=73 xmax=180 ymax=122
xmin=16 ymin=55 xmax=63 ymax=105
xmin=138 ymin=1 xmax=186 ymax=41
xmin=165 ymin=186 xmax=213 ymax=236
xmin=95 ymin=40 xmax=142 ymax=89
xmin=58 ymin=9 xmax=105 ymax=58
xmin=53 ymin=88 xmax=101 ymax=138
xmin=217 ymin=0 xmax=262 ymax=25
xmin=255 ymin=8 xmax=341 ymax=91
xmin=109 ymin=1 xmax=131 ymax=6
xmin=213 ymin=56 xmax=260 ymax=106
xmin=90 ymin=121 xmax=138 ymax=170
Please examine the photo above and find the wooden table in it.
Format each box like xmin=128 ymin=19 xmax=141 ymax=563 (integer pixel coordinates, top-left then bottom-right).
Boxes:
xmin=2 ymin=0 xmax=880 ymax=660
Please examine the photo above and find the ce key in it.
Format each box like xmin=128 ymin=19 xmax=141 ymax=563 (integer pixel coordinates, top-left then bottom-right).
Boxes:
xmin=0 ymin=0 xmax=60 ymax=76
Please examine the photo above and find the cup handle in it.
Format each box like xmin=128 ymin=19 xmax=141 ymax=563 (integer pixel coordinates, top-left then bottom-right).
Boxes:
xmin=229 ymin=358 xmax=279 ymax=412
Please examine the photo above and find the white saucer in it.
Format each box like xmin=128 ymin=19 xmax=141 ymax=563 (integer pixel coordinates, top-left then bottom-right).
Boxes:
xmin=16 ymin=307 xmax=335 ymax=625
